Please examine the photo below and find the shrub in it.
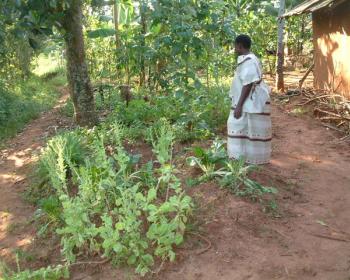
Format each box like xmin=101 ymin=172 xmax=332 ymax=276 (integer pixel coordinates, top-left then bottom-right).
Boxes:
xmin=31 ymin=122 xmax=193 ymax=276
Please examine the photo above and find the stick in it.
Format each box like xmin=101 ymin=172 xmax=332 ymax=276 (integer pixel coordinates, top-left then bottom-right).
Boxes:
xmin=322 ymin=123 xmax=347 ymax=133
xmin=151 ymin=259 xmax=165 ymax=275
xmin=297 ymin=94 xmax=342 ymax=106
xmin=340 ymin=134 xmax=350 ymax=141
xmin=341 ymin=135 xmax=350 ymax=141
xmin=308 ymin=232 xmax=350 ymax=242
xmin=320 ymin=116 xmax=343 ymax=121
xmin=187 ymin=232 xmax=212 ymax=255
xmin=274 ymin=228 xmax=289 ymax=239
xmin=69 ymin=259 xmax=110 ymax=267
xmin=318 ymin=222 xmax=350 ymax=237
xmin=301 ymin=91 xmax=313 ymax=99
xmin=337 ymin=121 xmax=346 ymax=127
xmin=315 ymin=108 xmax=350 ymax=121
xmin=284 ymin=265 xmax=290 ymax=276
xmin=299 ymin=63 xmax=314 ymax=90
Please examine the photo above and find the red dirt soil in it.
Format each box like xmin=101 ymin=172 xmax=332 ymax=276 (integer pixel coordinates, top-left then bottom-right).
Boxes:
xmin=0 ymin=88 xmax=71 ymax=267
xmin=1 ymin=84 xmax=350 ymax=280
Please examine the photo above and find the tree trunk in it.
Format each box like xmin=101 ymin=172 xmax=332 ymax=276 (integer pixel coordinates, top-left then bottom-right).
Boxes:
xmin=267 ymin=55 xmax=274 ymax=77
xmin=139 ymin=0 xmax=147 ymax=86
xmin=298 ymin=16 xmax=305 ymax=55
xmin=113 ymin=2 xmax=120 ymax=79
xmin=276 ymin=0 xmax=285 ymax=92
xmin=63 ymin=0 xmax=97 ymax=126
xmin=113 ymin=2 xmax=120 ymax=49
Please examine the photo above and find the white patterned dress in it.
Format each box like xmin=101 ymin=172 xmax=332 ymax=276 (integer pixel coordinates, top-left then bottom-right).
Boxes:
xmin=227 ymin=53 xmax=272 ymax=165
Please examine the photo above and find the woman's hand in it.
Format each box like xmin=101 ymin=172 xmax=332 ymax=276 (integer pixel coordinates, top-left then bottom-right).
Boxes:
xmin=234 ymin=83 xmax=253 ymax=119
xmin=234 ymin=106 xmax=243 ymax=119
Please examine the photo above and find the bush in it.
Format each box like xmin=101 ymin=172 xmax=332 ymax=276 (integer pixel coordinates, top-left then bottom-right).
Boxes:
xmin=0 ymin=262 xmax=69 ymax=280
xmin=30 ymin=122 xmax=193 ymax=276
xmin=105 ymin=83 xmax=231 ymax=143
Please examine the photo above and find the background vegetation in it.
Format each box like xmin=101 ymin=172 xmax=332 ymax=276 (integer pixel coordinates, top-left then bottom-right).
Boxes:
xmin=0 ymin=0 xmax=313 ymax=278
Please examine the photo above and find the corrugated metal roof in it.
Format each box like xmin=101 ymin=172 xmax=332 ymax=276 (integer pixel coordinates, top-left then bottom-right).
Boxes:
xmin=282 ymin=0 xmax=347 ymax=17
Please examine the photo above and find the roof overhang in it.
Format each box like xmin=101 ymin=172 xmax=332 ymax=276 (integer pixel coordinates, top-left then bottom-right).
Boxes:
xmin=282 ymin=0 xmax=347 ymax=17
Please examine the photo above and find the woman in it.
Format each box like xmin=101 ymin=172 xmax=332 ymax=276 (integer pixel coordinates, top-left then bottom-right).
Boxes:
xmin=227 ymin=34 xmax=272 ymax=164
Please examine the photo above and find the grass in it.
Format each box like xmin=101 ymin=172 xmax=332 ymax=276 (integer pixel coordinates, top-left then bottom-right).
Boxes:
xmin=32 ymin=53 xmax=65 ymax=77
xmin=0 ymin=66 xmax=66 ymax=145
xmin=290 ymin=107 xmax=309 ymax=116
xmin=6 ymin=222 xmax=22 ymax=234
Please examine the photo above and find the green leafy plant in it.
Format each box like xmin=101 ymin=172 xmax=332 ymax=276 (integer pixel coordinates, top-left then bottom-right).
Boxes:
xmin=29 ymin=122 xmax=192 ymax=276
xmin=186 ymin=138 xmax=227 ymax=184
xmin=35 ymin=196 xmax=62 ymax=236
xmin=186 ymin=140 xmax=277 ymax=201
xmin=219 ymin=159 xmax=278 ymax=201
xmin=31 ymin=131 xmax=87 ymax=200
xmin=0 ymin=260 xmax=69 ymax=280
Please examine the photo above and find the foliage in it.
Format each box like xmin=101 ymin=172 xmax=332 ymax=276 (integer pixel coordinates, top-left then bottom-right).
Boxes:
xmin=30 ymin=121 xmax=193 ymax=275
xmin=285 ymin=14 xmax=313 ymax=66
xmin=59 ymin=81 xmax=231 ymax=143
xmin=82 ymin=0 xmax=310 ymax=88
xmin=219 ymin=158 xmax=278 ymax=201
xmin=186 ymin=139 xmax=227 ymax=183
xmin=32 ymin=53 xmax=65 ymax=77
xmin=186 ymin=140 xmax=277 ymax=201
xmin=0 ymin=261 xmax=69 ymax=280
xmin=0 ymin=1 xmax=33 ymax=80
xmin=0 ymin=0 xmax=312 ymax=276
xmin=0 ymin=0 xmax=312 ymax=130
xmin=0 ymin=71 xmax=66 ymax=144
xmin=121 ymin=84 xmax=230 ymax=142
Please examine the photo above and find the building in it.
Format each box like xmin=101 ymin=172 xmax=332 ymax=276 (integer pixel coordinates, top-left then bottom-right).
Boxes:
xmin=284 ymin=0 xmax=350 ymax=98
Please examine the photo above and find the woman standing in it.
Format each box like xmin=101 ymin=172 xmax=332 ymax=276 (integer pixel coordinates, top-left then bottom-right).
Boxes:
xmin=227 ymin=34 xmax=272 ymax=164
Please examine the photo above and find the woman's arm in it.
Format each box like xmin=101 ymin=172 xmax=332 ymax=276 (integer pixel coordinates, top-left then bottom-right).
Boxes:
xmin=234 ymin=83 xmax=253 ymax=119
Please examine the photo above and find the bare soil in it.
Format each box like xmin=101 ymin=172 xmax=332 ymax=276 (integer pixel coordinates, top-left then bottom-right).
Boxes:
xmin=0 ymin=88 xmax=71 ymax=267
xmin=1 ymin=80 xmax=350 ymax=280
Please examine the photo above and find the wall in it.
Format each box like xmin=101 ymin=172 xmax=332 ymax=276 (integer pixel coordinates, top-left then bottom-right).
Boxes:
xmin=313 ymin=1 xmax=350 ymax=98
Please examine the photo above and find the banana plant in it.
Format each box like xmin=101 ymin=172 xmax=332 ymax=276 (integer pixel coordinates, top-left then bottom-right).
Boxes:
xmin=87 ymin=0 xmax=135 ymax=39
xmin=226 ymin=0 xmax=252 ymax=17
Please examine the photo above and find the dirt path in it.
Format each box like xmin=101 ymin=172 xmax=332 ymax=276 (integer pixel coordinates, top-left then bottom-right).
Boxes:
xmin=1 ymin=87 xmax=350 ymax=280
xmin=0 ymin=88 xmax=70 ymax=264
xmin=155 ymin=104 xmax=350 ymax=280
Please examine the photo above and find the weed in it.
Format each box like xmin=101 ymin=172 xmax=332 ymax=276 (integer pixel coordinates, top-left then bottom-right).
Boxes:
xmin=91 ymin=84 xmax=231 ymax=144
xmin=28 ymin=122 xmax=192 ymax=276
xmin=290 ymin=107 xmax=309 ymax=116
xmin=263 ymin=199 xmax=281 ymax=218
xmin=11 ymin=249 xmax=36 ymax=263
xmin=186 ymin=138 xmax=227 ymax=184
xmin=219 ymin=159 xmax=277 ymax=201
xmin=6 ymin=223 xmax=22 ymax=234
xmin=0 ymin=250 xmax=67 ymax=280
xmin=186 ymin=140 xmax=277 ymax=202
xmin=0 ymin=264 xmax=69 ymax=280
xmin=59 ymin=98 xmax=74 ymax=118
xmin=35 ymin=196 xmax=62 ymax=237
